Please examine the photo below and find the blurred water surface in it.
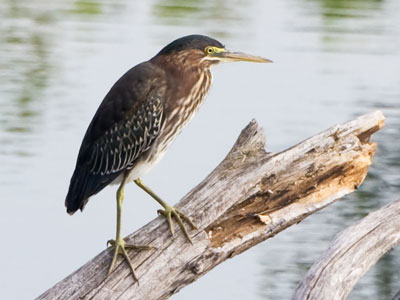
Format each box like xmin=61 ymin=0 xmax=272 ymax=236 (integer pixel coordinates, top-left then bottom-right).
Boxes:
xmin=0 ymin=0 xmax=399 ymax=299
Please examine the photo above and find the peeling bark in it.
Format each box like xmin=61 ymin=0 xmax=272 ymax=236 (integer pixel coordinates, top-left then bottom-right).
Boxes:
xmin=36 ymin=111 xmax=384 ymax=300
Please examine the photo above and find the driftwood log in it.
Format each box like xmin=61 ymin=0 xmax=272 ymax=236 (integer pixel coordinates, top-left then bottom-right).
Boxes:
xmin=37 ymin=111 xmax=384 ymax=300
xmin=293 ymin=198 xmax=400 ymax=300
xmin=394 ymin=290 xmax=400 ymax=300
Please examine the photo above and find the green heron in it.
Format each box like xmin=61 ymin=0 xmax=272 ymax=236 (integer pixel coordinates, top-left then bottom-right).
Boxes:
xmin=65 ymin=34 xmax=271 ymax=280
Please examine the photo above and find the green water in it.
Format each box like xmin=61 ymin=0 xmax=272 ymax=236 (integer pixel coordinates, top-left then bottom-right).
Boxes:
xmin=0 ymin=0 xmax=399 ymax=299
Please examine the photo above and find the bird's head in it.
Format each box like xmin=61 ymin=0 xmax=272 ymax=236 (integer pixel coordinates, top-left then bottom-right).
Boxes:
xmin=153 ymin=34 xmax=272 ymax=70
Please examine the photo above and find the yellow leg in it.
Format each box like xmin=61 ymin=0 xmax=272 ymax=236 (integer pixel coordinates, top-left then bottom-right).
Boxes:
xmin=108 ymin=176 xmax=152 ymax=281
xmin=134 ymin=178 xmax=197 ymax=244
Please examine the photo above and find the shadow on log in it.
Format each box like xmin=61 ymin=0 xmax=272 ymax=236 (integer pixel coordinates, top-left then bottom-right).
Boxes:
xmin=37 ymin=111 xmax=385 ymax=300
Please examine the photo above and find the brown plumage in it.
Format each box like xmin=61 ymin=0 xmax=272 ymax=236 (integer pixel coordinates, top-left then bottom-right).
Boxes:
xmin=65 ymin=34 xmax=270 ymax=280
xmin=65 ymin=35 xmax=220 ymax=214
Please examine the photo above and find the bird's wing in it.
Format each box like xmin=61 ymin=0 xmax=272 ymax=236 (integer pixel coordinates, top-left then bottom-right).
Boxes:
xmin=86 ymin=91 xmax=163 ymax=175
xmin=66 ymin=63 xmax=166 ymax=213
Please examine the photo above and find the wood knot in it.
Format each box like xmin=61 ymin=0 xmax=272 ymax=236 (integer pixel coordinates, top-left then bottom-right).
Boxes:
xmin=189 ymin=257 xmax=205 ymax=274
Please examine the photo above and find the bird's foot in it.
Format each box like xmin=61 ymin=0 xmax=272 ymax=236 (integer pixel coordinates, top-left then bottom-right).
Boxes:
xmin=133 ymin=178 xmax=197 ymax=243
xmin=107 ymin=238 xmax=153 ymax=281
xmin=157 ymin=205 xmax=197 ymax=244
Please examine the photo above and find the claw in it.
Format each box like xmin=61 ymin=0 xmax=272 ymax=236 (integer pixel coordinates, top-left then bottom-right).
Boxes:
xmin=134 ymin=178 xmax=198 ymax=244
xmin=119 ymin=245 xmax=138 ymax=282
xmin=107 ymin=238 xmax=153 ymax=281
xmin=158 ymin=205 xmax=196 ymax=244
xmin=176 ymin=208 xmax=198 ymax=230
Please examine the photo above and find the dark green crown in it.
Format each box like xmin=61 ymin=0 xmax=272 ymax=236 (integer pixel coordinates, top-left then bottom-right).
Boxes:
xmin=157 ymin=35 xmax=224 ymax=56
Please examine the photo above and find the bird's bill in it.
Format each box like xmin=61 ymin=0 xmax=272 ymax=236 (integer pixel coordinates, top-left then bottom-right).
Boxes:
xmin=216 ymin=50 xmax=272 ymax=63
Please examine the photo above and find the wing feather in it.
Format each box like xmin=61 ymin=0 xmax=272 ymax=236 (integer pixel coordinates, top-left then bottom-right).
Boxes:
xmin=65 ymin=62 xmax=166 ymax=214
xmin=90 ymin=93 xmax=163 ymax=175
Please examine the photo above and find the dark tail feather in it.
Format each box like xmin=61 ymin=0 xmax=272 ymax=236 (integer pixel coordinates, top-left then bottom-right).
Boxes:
xmin=65 ymin=167 xmax=90 ymax=214
xmin=65 ymin=167 xmax=122 ymax=214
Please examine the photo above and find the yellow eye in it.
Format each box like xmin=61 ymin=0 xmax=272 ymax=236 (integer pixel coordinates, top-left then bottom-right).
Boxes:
xmin=205 ymin=46 xmax=215 ymax=54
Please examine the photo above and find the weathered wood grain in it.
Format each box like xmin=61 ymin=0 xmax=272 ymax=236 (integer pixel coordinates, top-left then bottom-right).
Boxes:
xmin=37 ymin=111 xmax=384 ymax=300
xmin=293 ymin=198 xmax=400 ymax=300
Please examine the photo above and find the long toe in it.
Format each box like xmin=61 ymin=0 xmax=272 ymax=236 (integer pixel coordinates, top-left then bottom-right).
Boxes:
xmin=175 ymin=208 xmax=198 ymax=230
xmin=107 ymin=238 xmax=152 ymax=281
xmin=159 ymin=205 xmax=197 ymax=243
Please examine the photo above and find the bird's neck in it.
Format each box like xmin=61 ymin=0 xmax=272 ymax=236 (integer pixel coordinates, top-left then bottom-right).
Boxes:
xmin=164 ymin=64 xmax=212 ymax=122
xmin=151 ymin=54 xmax=210 ymax=104
xmin=150 ymin=55 xmax=213 ymax=154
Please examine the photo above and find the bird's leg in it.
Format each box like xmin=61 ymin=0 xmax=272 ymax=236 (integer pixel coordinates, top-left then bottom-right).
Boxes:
xmin=134 ymin=178 xmax=197 ymax=244
xmin=107 ymin=177 xmax=152 ymax=281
